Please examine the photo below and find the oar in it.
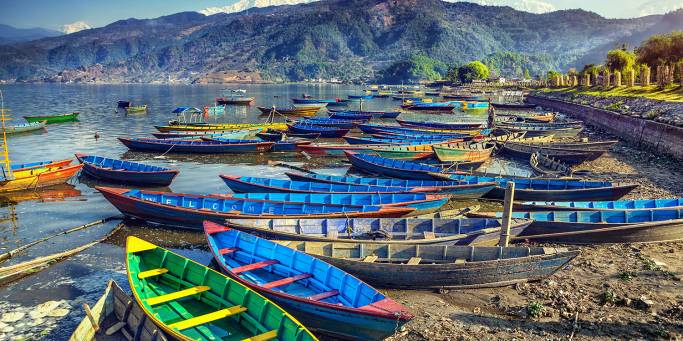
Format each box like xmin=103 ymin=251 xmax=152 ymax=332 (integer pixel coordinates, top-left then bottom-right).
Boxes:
xmin=267 ymin=160 xmax=316 ymax=174
xmin=0 ymin=216 xmax=122 ymax=263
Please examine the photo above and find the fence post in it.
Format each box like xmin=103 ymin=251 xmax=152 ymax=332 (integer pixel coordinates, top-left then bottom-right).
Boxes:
xmin=499 ymin=182 xmax=516 ymax=247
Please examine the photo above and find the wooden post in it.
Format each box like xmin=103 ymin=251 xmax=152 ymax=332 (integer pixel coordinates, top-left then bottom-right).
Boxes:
xmin=498 ymin=182 xmax=515 ymax=247
xmin=614 ymin=71 xmax=621 ymax=86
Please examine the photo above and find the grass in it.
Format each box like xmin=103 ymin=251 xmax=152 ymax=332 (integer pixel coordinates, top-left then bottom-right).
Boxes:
xmin=526 ymin=301 xmax=544 ymax=318
xmin=538 ymin=85 xmax=683 ymax=102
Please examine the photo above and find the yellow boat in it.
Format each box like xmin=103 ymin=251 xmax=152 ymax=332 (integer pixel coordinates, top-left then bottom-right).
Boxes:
xmin=0 ymin=164 xmax=83 ymax=193
xmin=154 ymin=122 xmax=288 ymax=133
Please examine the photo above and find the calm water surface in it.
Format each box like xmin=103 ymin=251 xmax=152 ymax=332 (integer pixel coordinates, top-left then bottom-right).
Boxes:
xmin=0 ymin=84 xmax=530 ymax=339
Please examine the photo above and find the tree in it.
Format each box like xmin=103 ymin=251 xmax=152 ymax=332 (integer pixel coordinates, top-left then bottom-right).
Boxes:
xmin=446 ymin=65 xmax=459 ymax=83
xmin=524 ymin=68 xmax=530 ymax=79
xmin=378 ymin=54 xmax=446 ymax=83
xmin=546 ymin=70 xmax=561 ymax=81
xmin=605 ymin=49 xmax=636 ymax=73
xmin=458 ymin=61 xmax=490 ymax=83
xmin=636 ymin=31 xmax=683 ymax=67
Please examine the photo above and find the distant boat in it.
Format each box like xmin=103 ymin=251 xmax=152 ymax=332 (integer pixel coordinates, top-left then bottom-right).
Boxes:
xmin=23 ymin=112 xmax=79 ymax=124
xmin=5 ymin=121 xmax=46 ymax=134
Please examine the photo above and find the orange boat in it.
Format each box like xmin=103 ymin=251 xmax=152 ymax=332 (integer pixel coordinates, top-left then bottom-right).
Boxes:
xmin=0 ymin=164 xmax=83 ymax=193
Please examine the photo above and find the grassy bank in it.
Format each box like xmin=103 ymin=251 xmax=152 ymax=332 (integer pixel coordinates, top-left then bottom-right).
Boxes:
xmin=538 ymin=85 xmax=683 ymax=102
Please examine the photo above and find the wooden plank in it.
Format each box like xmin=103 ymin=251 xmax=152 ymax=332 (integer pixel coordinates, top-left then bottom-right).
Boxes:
xmin=423 ymin=231 xmax=436 ymax=240
xmin=406 ymin=257 xmax=422 ymax=265
xmin=146 ymin=286 xmax=210 ymax=306
xmin=243 ymin=329 xmax=278 ymax=341
xmin=362 ymin=255 xmax=378 ymax=263
xmin=498 ymin=182 xmax=516 ymax=247
xmin=168 ymin=306 xmax=247 ymax=331
xmin=218 ymin=247 xmax=238 ymax=255
xmin=262 ymin=273 xmax=312 ymax=289
xmin=137 ymin=268 xmax=168 ymax=279
xmin=454 ymin=259 xmax=466 ymax=264
xmin=232 ymin=260 xmax=279 ymax=275
xmin=307 ymin=290 xmax=339 ymax=301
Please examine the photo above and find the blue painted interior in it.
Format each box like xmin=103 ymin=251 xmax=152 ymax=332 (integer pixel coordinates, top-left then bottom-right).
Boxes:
xmin=81 ymin=155 xmax=171 ymax=172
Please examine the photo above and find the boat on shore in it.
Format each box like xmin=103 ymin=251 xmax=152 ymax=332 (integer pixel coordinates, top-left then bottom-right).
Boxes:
xmin=125 ymin=236 xmax=316 ymax=341
xmin=24 ymin=112 xmax=79 ymax=124
xmin=118 ymin=138 xmax=274 ymax=153
xmin=432 ymin=142 xmax=496 ymax=163
xmin=287 ymin=123 xmax=350 ymax=138
xmin=75 ymin=153 xmax=179 ymax=186
xmin=514 ymin=198 xmax=683 ymax=211
xmin=204 ymin=221 xmax=413 ymax=340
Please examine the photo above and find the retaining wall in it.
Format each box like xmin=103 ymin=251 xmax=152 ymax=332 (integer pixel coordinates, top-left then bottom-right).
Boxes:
xmin=526 ymin=95 xmax=683 ymax=160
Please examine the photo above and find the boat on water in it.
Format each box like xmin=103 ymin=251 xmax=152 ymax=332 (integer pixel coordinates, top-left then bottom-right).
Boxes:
xmin=24 ymin=112 xmax=79 ymax=124
xmin=369 ymin=143 xmax=438 ymax=160
xmin=284 ymin=172 xmax=496 ymax=199
xmin=151 ymin=129 xmax=258 ymax=140
xmin=287 ymin=123 xmax=350 ymax=138
xmin=204 ymin=221 xmax=413 ymax=340
xmin=514 ymin=198 xmax=683 ymax=212
xmin=0 ymin=164 xmax=83 ymax=193
xmin=345 ymin=151 xmax=484 ymax=180
xmin=216 ymin=96 xmax=254 ymax=105
xmin=70 ymin=280 xmax=168 ymax=341
xmin=256 ymin=106 xmax=320 ymax=116
xmin=125 ymin=105 xmax=148 ymax=113
xmin=256 ymin=129 xmax=321 ymax=141
xmin=98 ymin=187 xmax=415 ymax=228
xmin=344 ymin=135 xmax=459 ymax=145
xmin=358 ymin=124 xmax=474 ymax=138
xmin=300 ymin=118 xmax=365 ymax=129
xmin=223 ymin=217 xmax=532 ymax=246
xmin=274 ymin=240 xmax=579 ymax=289
xmin=432 ymin=142 xmax=496 ymax=163
xmin=348 ymin=95 xmax=373 ymax=100
xmin=292 ymin=98 xmax=339 ymax=104
xmin=154 ymin=122 xmax=288 ymax=132
xmin=328 ymin=109 xmax=401 ymax=119
xmin=491 ymin=103 xmax=537 ymax=109
xmin=397 ymin=119 xmax=484 ymax=130
xmin=229 ymin=192 xmax=448 ymax=211
xmin=118 ymin=138 xmax=275 ymax=153
xmin=10 ymin=159 xmax=73 ymax=172
xmin=75 ymin=153 xmax=179 ymax=186
xmin=125 ymin=236 xmax=316 ymax=341
xmin=6 ymin=121 xmax=46 ymax=134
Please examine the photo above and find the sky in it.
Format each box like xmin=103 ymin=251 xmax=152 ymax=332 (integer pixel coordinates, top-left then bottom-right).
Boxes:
xmin=0 ymin=0 xmax=680 ymax=31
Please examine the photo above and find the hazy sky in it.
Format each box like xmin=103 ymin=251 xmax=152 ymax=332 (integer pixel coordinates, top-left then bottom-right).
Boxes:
xmin=0 ymin=0 xmax=679 ymax=30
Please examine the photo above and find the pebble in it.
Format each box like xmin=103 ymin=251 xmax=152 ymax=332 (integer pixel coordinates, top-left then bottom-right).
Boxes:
xmin=1 ymin=312 xmax=25 ymax=323
xmin=46 ymin=308 xmax=69 ymax=318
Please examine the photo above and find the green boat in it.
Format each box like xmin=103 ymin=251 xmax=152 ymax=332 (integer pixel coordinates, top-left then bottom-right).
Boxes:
xmin=126 ymin=236 xmax=317 ymax=341
xmin=126 ymin=105 xmax=148 ymax=113
xmin=371 ymin=143 xmax=436 ymax=160
xmin=24 ymin=112 xmax=79 ymax=124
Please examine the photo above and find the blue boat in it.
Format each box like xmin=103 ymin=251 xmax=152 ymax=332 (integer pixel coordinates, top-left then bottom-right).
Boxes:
xmin=344 ymin=135 xmax=456 ymax=145
xmin=206 ymin=137 xmax=310 ymax=152
xmin=75 ymin=154 xmax=179 ymax=186
xmin=358 ymin=124 xmax=471 ymax=138
xmin=285 ymin=172 xmax=496 ymax=199
xmin=397 ymin=119 xmax=484 ymax=130
xmin=344 ymin=152 xmax=637 ymax=201
xmin=326 ymin=101 xmax=348 ymax=107
xmin=292 ymin=98 xmax=338 ymax=104
xmin=514 ymin=198 xmax=683 ymax=211
xmin=348 ymin=95 xmax=373 ymax=100
xmin=204 ymin=221 xmax=414 ymax=340
xmin=97 ymin=187 xmax=415 ymax=228
xmin=118 ymin=137 xmax=274 ymax=153
xmin=287 ymin=123 xmax=350 ymax=138
xmin=328 ymin=112 xmax=373 ymax=120
xmin=300 ymin=118 xmax=364 ymax=129
xmin=219 ymin=175 xmax=439 ymax=195
xmin=328 ymin=110 xmax=401 ymax=119
xmin=223 ymin=217 xmax=533 ymax=245
xmin=10 ymin=159 xmax=72 ymax=171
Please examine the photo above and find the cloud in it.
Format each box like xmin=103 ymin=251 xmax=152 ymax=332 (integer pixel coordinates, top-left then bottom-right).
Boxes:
xmin=637 ymin=0 xmax=683 ymax=16
xmin=199 ymin=0 xmax=317 ymax=15
xmin=449 ymin=0 xmax=557 ymax=14
xmin=61 ymin=21 xmax=92 ymax=34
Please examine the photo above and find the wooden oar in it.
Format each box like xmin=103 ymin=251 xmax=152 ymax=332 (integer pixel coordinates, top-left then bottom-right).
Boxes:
xmin=0 ymin=215 xmax=122 ymax=263
xmin=267 ymin=160 xmax=317 ymax=174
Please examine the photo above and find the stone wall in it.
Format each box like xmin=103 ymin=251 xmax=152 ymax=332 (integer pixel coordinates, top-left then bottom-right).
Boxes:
xmin=527 ymin=95 xmax=683 ymax=160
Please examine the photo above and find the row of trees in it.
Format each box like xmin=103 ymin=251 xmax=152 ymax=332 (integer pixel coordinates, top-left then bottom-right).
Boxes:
xmin=445 ymin=61 xmax=491 ymax=83
xmin=547 ymin=31 xmax=683 ymax=88
xmin=379 ymin=55 xmax=492 ymax=84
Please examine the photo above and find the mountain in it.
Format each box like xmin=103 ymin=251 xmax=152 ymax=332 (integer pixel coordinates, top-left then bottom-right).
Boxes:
xmin=0 ymin=24 xmax=62 ymax=44
xmin=200 ymin=0 xmax=316 ymax=15
xmin=60 ymin=21 xmax=92 ymax=34
xmin=0 ymin=0 xmax=681 ymax=83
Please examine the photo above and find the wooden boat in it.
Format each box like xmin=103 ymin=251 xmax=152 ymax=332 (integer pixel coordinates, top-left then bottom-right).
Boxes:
xmin=328 ymin=109 xmax=400 ymax=119
xmin=98 ymin=187 xmax=415 ymax=228
xmin=154 ymin=122 xmax=288 ymax=132
xmin=219 ymin=175 xmax=440 ymax=195
xmin=10 ymin=159 xmax=72 ymax=172
xmin=292 ymin=98 xmax=338 ymax=104
xmin=118 ymin=138 xmax=274 ymax=153
xmin=125 ymin=236 xmax=316 ymax=341
xmin=216 ymin=96 xmax=254 ymax=105
xmin=224 ymin=217 xmax=532 ymax=246
xmin=509 ymin=209 xmax=683 ymax=244
xmin=285 ymin=172 xmax=496 ymax=199
xmin=23 ymin=112 xmax=79 ymax=124
xmin=275 ymin=241 xmax=578 ymax=289
xmin=513 ymin=198 xmax=683 ymax=212
xmin=495 ymin=124 xmax=583 ymax=138
xmin=442 ymin=94 xmax=481 ymax=100
xmin=348 ymin=95 xmax=373 ymax=100
xmin=75 ymin=153 xmax=179 ymax=186
xmin=499 ymin=121 xmax=583 ymax=128
xmin=204 ymin=222 xmax=412 ymax=340
xmin=270 ymin=139 xmax=312 ymax=152
xmin=287 ymin=123 xmax=350 ymax=138
xmin=297 ymin=143 xmax=386 ymax=155
xmin=329 ymin=112 xmax=373 ymax=120
xmin=495 ymin=135 xmax=555 ymax=145
xmin=501 ymin=142 xmax=605 ymax=164
xmin=256 ymin=106 xmax=319 ymax=116
xmin=300 ymin=118 xmax=364 ymax=129
xmin=404 ymin=103 xmax=458 ymax=111
xmin=117 ymin=100 xmax=131 ymax=108
xmin=6 ymin=121 xmax=46 ymax=134
xmin=151 ymin=129 xmax=256 ymax=139
xmin=229 ymin=192 xmax=449 ymax=215
xmin=371 ymin=143 xmax=437 ymax=160
xmin=0 ymin=164 xmax=82 ymax=193
xmin=521 ymin=140 xmax=618 ymax=150
xmin=397 ymin=119 xmax=484 ymax=130
xmin=70 ymin=280 xmax=168 ymax=341
xmin=344 ymin=135 xmax=458 ymax=145
xmin=530 ymin=152 xmax=573 ymax=177
xmin=432 ymin=142 xmax=496 ymax=163
xmin=125 ymin=105 xmax=148 ymax=113
xmin=257 ymin=129 xmax=321 ymax=141
xmin=358 ymin=124 xmax=472 ymax=138
xmin=345 ymin=151 xmax=484 ymax=180
xmin=491 ymin=103 xmax=537 ymax=109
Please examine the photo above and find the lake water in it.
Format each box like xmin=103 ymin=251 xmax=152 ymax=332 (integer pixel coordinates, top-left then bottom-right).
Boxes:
xmin=0 ymin=83 xmax=530 ymax=339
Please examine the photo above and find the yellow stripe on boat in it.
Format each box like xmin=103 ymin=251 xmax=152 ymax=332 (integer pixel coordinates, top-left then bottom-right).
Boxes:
xmin=243 ymin=330 xmax=278 ymax=341
xmin=127 ymin=237 xmax=158 ymax=253
xmin=146 ymin=286 xmax=211 ymax=306
xmin=137 ymin=268 xmax=168 ymax=279
xmin=168 ymin=306 xmax=247 ymax=331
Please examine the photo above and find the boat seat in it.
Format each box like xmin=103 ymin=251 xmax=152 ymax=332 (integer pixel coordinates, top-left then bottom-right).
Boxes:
xmin=262 ymin=273 xmax=312 ymax=289
xmin=137 ymin=268 xmax=168 ymax=279
xmin=454 ymin=259 xmax=466 ymax=264
xmin=423 ymin=231 xmax=436 ymax=239
xmin=243 ymin=329 xmax=278 ymax=341
xmin=168 ymin=305 xmax=247 ymax=331
xmin=307 ymin=290 xmax=340 ymax=301
xmin=218 ymin=247 xmax=239 ymax=255
xmin=232 ymin=260 xmax=279 ymax=274
xmin=146 ymin=286 xmax=210 ymax=306
xmin=407 ymin=257 xmax=422 ymax=265
xmin=362 ymin=255 xmax=378 ymax=263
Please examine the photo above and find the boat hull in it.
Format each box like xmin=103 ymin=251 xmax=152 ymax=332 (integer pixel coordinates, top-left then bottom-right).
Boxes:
xmin=484 ymin=184 xmax=638 ymax=201
xmin=119 ymin=138 xmax=274 ymax=153
xmin=23 ymin=112 xmax=79 ymax=124
xmin=517 ymin=219 xmax=683 ymax=244
xmin=79 ymin=162 xmax=178 ymax=186
xmin=0 ymin=164 xmax=82 ymax=193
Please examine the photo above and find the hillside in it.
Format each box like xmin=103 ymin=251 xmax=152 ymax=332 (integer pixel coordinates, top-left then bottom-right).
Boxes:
xmin=0 ymin=0 xmax=681 ymax=83
xmin=0 ymin=24 xmax=62 ymax=44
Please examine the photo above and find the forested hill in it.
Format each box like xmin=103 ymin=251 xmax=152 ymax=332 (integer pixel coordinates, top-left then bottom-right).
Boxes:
xmin=1 ymin=0 xmax=681 ymax=83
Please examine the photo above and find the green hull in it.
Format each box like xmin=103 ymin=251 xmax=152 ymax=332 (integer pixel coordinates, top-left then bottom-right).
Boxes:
xmin=126 ymin=237 xmax=316 ymax=341
xmin=24 ymin=112 xmax=79 ymax=124
xmin=374 ymin=150 xmax=433 ymax=160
